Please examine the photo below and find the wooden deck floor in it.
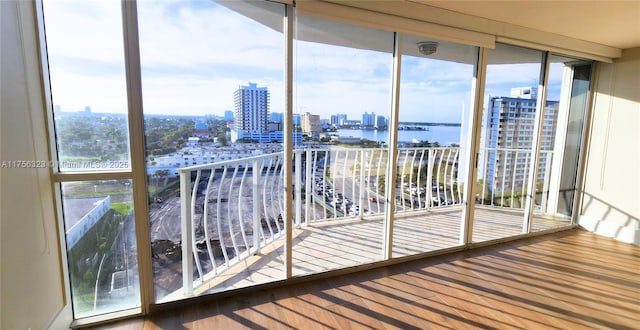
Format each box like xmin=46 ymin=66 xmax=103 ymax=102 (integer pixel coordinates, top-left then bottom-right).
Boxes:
xmin=101 ymin=228 xmax=640 ymax=329
xmin=180 ymin=206 xmax=571 ymax=296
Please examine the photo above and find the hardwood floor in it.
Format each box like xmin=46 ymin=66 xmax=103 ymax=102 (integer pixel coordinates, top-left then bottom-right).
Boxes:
xmin=98 ymin=229 xmax=640 ymax=329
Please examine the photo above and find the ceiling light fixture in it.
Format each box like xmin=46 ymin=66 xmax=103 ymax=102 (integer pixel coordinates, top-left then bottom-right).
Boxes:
xmin=417 ymin=41 xmax=438 ymax=56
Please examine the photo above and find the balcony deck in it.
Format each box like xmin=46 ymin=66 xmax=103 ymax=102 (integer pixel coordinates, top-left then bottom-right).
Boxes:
xmin=191 ymin=206 xmax=571 ymax=296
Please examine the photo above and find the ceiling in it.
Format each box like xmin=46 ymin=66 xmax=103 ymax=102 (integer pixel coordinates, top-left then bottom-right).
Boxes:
xmin=411 ymin=0 xmax=640 ymax=49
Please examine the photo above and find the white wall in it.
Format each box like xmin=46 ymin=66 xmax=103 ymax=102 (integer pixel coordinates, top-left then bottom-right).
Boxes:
xmin=1 ymin=1 xmax=70 ymax=328
xmin=580 ymin=47 xmax=640 ymax=245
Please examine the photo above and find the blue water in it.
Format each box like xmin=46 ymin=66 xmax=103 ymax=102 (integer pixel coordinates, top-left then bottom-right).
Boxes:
xmin=337 ymin=125 xmax=462 ymax=145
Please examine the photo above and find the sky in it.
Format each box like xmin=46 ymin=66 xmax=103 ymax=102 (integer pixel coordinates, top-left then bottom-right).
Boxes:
xmin=44 ymin=0 xmax=565 ymax=124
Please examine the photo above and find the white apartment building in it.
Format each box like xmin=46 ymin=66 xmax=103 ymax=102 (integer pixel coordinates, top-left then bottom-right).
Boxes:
xmin=301 ymin=112 xmax=322 ymax=136
xmin=234 ymin=82 xmax=269 ymax=134
xmin=483 ymin=87 xmax=559 ymax=192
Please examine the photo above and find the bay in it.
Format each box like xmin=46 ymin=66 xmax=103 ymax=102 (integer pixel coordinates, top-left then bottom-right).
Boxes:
xmin=337 ymin=125 xmax=462 ymax=146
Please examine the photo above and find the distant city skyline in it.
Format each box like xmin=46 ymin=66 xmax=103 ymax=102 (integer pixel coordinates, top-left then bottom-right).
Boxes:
xmin=52 ymin=103 xmax=455 ymax=126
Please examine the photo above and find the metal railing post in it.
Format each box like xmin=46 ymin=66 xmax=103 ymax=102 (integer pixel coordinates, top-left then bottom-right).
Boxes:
xmin=295 ymin=150 xmax=302 ymax=226
xmin=436 ymin=150 xmax=443 ymax=206
xmin=253 ymin=159 xmax=260 ymax=254
xmin=426 ymin=149 xmax=434 ymax=208
xmin=359 ymin=150 xmax=366 ymax=220
xmin=416 ymin=149 xmax=426 ymax=208
xmin=305 ymin=149 xmax=312 ymax=226
xmin=400 ymin=150 xmax=408 ymax=210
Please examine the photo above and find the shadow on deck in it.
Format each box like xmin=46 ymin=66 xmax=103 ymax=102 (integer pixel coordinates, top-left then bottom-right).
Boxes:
xmin=171 ymin=206 xmax=569 ymax=298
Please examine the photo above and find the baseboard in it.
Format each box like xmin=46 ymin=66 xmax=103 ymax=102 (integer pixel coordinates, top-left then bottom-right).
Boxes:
xmin=579 ymin=215 xmax=640 ymax=246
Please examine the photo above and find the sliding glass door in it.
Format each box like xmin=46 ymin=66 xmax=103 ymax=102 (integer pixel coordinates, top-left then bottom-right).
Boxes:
xmin=392 ymin=34 xmax=476 ymax=256
xmin=471 ymin=44 xmax=593 ymax=243
xmin=531 ymin=58 xmax=592 ymax=230
xmin=472 ymin=43 xmax=544 ymax=243
xmin=292 ymin=15 xmax=393 ymax=275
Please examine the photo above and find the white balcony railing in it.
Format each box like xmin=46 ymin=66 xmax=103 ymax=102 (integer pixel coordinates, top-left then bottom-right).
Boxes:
xmin=176 ymin=146 xmax=553 ymax=296
xmin=478 ymin=147 xmax=554 ymax=209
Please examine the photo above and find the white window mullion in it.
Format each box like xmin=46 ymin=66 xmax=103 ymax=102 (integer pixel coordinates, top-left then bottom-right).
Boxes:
xmin=383 ymin=32 xmax=402 ymax=259
xmin=283 ymin=3 xmax=294 ymax=278
xmin=523 ymin=51 xmax=551 ymax=233
xmin=121 ymin=0 xmax=153 ymax=313
xmin=460 ymin=47 xmax=488 ymax=245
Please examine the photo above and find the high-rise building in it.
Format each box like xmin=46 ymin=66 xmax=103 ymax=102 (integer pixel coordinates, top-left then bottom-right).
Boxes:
xmin=292 ymin=113 xmax=301 ymax=126
xmin=224 ymin=110 xmax=234 ymax=121
xmin=269 ymin=112 xmax=283 ymax=124
xmin=230 ymin=84 xmax=304 ymax=144
xmin=362 ymin=112 xmax=376 ymax=127
xmin=330 ymin=113 xmax=347 ymax=127
xmin=320 ymin=118 xmax=331 ymax=130
xmin=330 ymin=114 xmax=339 ymax=127
xmin=510 ymin=86 xmax=538 ymax=99
xmin=234 ymin=82 xmax=269 ymax=134
xmin=483 ymin=87 xmax=559 ymax=191
xmin=375 ymin=114 xmax=388 ymax=130
xmin=267 ymin=122 xmax=282 ymax=131
xmin=301 ymin=112 xmax=322 ymax=136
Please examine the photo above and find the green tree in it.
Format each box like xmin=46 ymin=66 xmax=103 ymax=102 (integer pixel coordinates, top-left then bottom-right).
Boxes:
xmin=217 ymin=134 xmax=228 ymax=146
xmin=377 ymin=176 xmax=386 ymax=194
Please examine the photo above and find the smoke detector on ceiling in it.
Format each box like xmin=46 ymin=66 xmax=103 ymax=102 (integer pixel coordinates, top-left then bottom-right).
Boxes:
xmin=417 ymin=41 xmax=439 ymax=56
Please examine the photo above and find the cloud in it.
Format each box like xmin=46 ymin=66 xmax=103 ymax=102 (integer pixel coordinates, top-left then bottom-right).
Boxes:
xmin=44 ymin=0 xmax=565 ymax=123
xmin=48 ymin=67 xmax=128 ymax=113
xmin=398 ymin=56 xmax=474 ymax=122
xmin=294 ymin=38 xmax=393 ymax=118
xmin=141 ymin=75 xmax=285 ymax=115
xmin=43 ymin=0 xmax=125 ymax=63
xmin=45 ymin=0 xmax=287 ymax=115
xmin=137 ymin=0 xmax=284 ymax=69
xmin=295 ymin=80 xmax=391 ymax=115
xmin=484 ymin=63 xmax=542 ymax=98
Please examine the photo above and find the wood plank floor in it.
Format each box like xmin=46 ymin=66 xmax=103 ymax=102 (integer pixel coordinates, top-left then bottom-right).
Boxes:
xmin=100 ymin=229 xmax=640 ymax=329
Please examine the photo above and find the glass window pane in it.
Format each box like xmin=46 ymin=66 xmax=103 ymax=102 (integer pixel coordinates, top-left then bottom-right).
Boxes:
xmin=293 ymin=15 xmax=393 ymax=276
xmin=43 ymin=0 xmax=131 ymax=171
xmin=474 ymin=43 xmax=543 ymax=243
xmin=393 ymin=35 xmax=476 ymax=256
xmin=533 ymin=56 xmax=592 ymax=230
xmin=61 ymin=180 xmax=139 ymax=318
xmin=137 ymin=0 xmax=286 ymax=303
